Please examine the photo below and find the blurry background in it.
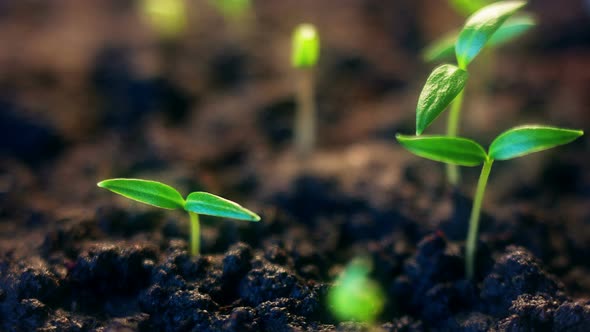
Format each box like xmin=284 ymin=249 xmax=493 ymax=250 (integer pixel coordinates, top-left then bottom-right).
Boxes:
xmin=0 ymin=0 xmax=589 ymax=227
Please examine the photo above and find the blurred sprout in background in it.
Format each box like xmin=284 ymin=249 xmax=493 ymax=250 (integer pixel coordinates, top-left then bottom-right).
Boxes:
xmin=140 ymin=0 xmax=188 ymax=39
xmin=209 ymin=0 xmax=252 ymax=20
xmin=328 ymin=258 xmax=385 ymax=324
xmin=291 ymin=23 xmax=320 ymax=158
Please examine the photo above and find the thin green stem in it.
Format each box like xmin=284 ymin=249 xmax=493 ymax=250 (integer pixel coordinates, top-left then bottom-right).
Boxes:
xmin=465 ymin=158 xmax=493 ymax=279
xmin=189 ymin=212 xmax=200 ymax=256
xmin=446 ymin=89 xmax=465 ymax=185
xmin=295 ymin=68 xmax=316 ymax=158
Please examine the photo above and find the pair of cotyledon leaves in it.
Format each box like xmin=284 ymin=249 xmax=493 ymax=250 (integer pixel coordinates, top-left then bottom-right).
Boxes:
xmin=97 ymin=179 xmax=260 ymax=222
xmin=417 ymin=1 xmax=527 ymax=135
xmin=397 ymin=126 xmax=583 ymax=166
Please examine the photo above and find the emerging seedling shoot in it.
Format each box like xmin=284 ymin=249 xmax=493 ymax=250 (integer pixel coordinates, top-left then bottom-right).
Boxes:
xmin=291 ymin=23 xmax=320 ymax=158
xmin=328 ymin=258 xmax=385 ymax=325
xmin=397 ymin=126 xmax=583 ymax=278
xmin=417 ymin=1 xmax=529 ymax=185
xmin=97 ymin=178 xmax=260 ymax=256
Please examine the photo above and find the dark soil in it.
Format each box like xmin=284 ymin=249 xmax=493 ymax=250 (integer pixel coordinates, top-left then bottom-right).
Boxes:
xmin=1 ymin=1 xmax=590 ymax=331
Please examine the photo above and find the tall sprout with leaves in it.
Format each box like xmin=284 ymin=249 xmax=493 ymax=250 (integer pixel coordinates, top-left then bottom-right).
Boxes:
xmin=418 ymin=1 xmax=531 ymax=184
xmin=397 ymin=126 xmax=583 ymax=278
xmin=291 ymin=23 xmax=320 ymax=158
xmin=98 ymin=179 xmax=260 ymax=256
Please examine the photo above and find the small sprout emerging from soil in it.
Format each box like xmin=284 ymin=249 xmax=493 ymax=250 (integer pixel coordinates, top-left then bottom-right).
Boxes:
xmin=97 ymin=178 xmax=260 ymax=256
xmin=417 ymin=1 xmax=528 ymax=184
xmin=328 ymin=258 xmax=385 ymax=324
xmin=291 ymin=23 xmax=320 ymax=158
xmin=140 ymin=0 xmax=187 ymax=39
xmin=397 ymin=125 xmax=583 ymax=279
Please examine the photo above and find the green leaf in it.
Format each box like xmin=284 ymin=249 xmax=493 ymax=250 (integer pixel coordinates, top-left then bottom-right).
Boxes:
xmin=449 ymin=0 xmax=492 ymax=17
xmin=456 ymin=1 xmax=526 ymax=68
xmin=423 ymin=30 xmax=458 ymax=63
xmin=416 ymin=64 xmax=468 ymax=135
xmin=488 ymin=125 xmax=583 ymax=160
xmin=396 ymin=134 xmax=487 ymax=166
xmin=291 ymin=23 xmax=320 ymax=68
xmin=423 ymin=14 xmax=535 ymax=63
xmin=97 ymin=178 xmax=185 ymax=210
xmin=185 ymin=192 xmax=260 ymax=221
xmin=488 ymin=14 xmax=535 ymax=46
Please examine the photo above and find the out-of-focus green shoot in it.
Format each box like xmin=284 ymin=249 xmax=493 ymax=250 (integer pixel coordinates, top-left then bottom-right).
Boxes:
xmin=140 ymin=0 xmax=188 ymax=39
xmin=209 ymin=0 xmax=252 ymax=20
xmin=328 ymin=258 xmax=385 ymax=325
xmin=291 ymin=23 xmax=320 ymax=158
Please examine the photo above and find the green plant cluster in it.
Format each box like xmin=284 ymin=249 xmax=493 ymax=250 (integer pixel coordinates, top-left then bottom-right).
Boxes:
xmin=396 ymin=1 xmax=583 ymax=279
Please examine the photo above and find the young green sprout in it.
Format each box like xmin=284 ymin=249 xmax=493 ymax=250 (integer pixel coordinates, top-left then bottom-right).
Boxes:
xmin=328 ymin=258 xmax=385 ymax=325
xmin=97 ymin=178 xmax=260 ymax=256
xmin=417 ymin=1 xmax=529 ymax=185
xmin=291 ymin=23 xmax=320 ymax=158
xmin=397 ymin=125 xmax=583 ymax=279
xmin=140 ymin=0 xmax=187 ymax=39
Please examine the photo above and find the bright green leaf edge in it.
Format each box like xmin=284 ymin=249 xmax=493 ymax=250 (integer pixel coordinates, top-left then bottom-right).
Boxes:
xmin=423 ymin=30 xmax=459 ymax=63
xmin=185 ymin=192 xmax=261 ymax=222
xmin=396 ymin=134 xmax=487 ymax=166
xmin=423 ymin=14 xmax=535 ymax=63
xmin=448 ymin=0 xmax=492 ymax=17
xmin=97 ymin=178 xmax=185 ymax=210
xmin=416 ymin=64 xmax=468 ymax=135
xmin=489 ymin=125 xmax=584 ymax=160
xmin=456 ymin=1 xmax=527 ymax=68
xmin=488 ymin=14 xmax=535 ymax=46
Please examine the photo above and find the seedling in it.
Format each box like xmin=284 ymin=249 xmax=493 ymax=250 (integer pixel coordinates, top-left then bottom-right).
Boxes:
xmin=328 ymin=258 xmax=385 ymax=324
xmin=417 ymin=1 xmax=529 ymax=184
xmin=140 ymin=0 xmax=187 ymax=39
xmin=97 ymin=178 xmax=260 ymax=256
xmin=291 ymin=23 xmax=320 ymax=158
xmin=397 ymin=125 xmax=583 ymax=278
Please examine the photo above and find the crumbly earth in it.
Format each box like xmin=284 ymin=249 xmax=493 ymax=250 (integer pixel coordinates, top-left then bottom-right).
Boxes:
xmin=1 ymin=1 xmax=589 ymax=331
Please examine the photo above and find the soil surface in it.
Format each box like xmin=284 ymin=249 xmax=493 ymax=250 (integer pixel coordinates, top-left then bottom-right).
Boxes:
xmin=1 ymin=1 xmax=590 ymax=331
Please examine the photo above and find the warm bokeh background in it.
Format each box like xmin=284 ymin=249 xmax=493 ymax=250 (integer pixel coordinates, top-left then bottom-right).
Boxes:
xmin=1 ymin=0 xmax=589 ymax=259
